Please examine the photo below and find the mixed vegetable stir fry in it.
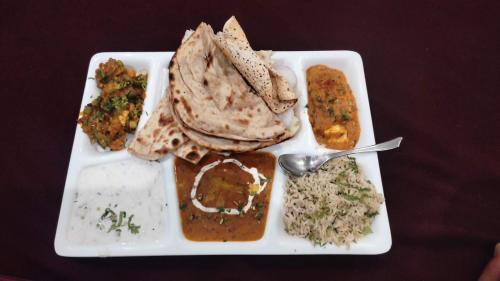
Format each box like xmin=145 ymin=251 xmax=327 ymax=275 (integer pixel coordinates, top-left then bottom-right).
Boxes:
xmin=78 ymin=58 xmax=147 ymax=150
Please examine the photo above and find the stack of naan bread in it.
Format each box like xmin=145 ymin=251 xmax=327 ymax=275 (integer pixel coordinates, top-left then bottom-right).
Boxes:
xmin=128 ymin=17 xmax=299 ymax=164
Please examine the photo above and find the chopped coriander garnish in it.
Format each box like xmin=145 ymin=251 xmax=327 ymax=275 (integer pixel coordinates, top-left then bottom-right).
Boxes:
xmin=346 ymin=156 xmax=359 ymax=173
xmin=98 ymin=207 xmax=140 ymax=235
xmin=101 ymin=208 xmax=115 ymax=220
xmin=342 ymin=194 xmax=360 ymax=201
xmin=127 ymin=214 xmax=140 ymax=234
xmin=235 ymin=201 xmax=245 ymax=214
xmin=341 ymin=111 xmax=351 ymax=121
xmin=254 ymin=212 xmax=263 ymax=220
xmin=254 ymin=203 xmax=265 ymax=220
xmin=117 ymin=211 xmax=126 ymax=226
xmin=361 ymin=226 xmax=373 ymax=235
xmin=179 ymin=202 xmax=187 ymax=211
xmin=327 ymin=108 xmax=335 ymax=117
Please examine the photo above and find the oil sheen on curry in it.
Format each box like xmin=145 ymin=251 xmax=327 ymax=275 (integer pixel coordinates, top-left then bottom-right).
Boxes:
xmin=174 ymin=152 xmax=275 ymax=241
xmin=306 ymin=65 xmax=360 ymax=150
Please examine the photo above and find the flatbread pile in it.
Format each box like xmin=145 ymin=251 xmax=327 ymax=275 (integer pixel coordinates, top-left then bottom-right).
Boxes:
xmin=128 ymin=16 xmax=299 ymax=164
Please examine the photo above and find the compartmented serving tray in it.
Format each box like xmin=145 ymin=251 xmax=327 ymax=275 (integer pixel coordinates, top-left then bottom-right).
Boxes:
xmin=54 ymin=51 xmax=391 ymax=257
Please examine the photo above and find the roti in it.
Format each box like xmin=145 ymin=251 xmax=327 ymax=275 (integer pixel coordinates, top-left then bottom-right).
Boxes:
xmin=128 ymin=94 xmax=208 ymax=164
xmin=128 ymin=95 xmax=188 ymax=160
xmin=129 ymin=17 xmax=300 ymax=162
xmin=169 ymin=23 xmax=288 ymax=142
xmin=173 ymin=140 xmax=209 ymax=164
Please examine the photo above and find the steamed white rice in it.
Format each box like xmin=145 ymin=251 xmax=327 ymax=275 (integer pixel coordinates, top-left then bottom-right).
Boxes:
xmin=283 ymin=156 xmax=384 ymax=247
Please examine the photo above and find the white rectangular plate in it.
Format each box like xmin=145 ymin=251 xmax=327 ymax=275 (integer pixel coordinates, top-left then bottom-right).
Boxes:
xmin=55 ymin=51 xmax=391 ymax=256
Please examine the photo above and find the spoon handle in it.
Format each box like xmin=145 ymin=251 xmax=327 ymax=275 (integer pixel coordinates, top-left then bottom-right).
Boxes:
xmin=327 ymin=137 xmax=403 ymax=159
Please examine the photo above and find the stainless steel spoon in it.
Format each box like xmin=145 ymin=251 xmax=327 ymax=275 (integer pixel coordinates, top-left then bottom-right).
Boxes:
xmin=278 ymin=137 xmax=403 ymax=177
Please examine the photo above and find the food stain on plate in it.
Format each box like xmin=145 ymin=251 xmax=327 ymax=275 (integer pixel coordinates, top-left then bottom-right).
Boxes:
xmin=306 ymin=65 xmax=360 ymax=150
xmin=66 ymin=159 xmax=166 ymax=245
xmin=174 ymin=152 xmax=276 ymax=241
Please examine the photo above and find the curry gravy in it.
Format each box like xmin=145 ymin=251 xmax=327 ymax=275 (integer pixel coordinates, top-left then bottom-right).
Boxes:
xmin=174 ymin=152 xmax=275 ymax=241
xmin=306 ymin=65 xmax=360 ymax=150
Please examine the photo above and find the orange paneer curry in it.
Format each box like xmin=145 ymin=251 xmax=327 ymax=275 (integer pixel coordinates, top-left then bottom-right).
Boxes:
xmin=306 ymin=65 xmax=360 ymax=150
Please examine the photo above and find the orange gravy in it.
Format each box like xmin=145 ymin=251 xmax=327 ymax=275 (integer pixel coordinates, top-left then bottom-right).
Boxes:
xmin=306 ymin=65 xmax=360 ymax=150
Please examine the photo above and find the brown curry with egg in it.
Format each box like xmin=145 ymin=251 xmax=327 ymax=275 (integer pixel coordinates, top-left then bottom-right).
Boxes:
xmin=174 ymin=152 xmax=275 ymax=241
xmin=306 ymin=65 xmax=360 ymax=150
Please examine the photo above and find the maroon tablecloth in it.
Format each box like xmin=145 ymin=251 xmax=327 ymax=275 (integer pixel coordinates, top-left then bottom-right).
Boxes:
xmin=1 ymin=1 xmax=499 ymax=280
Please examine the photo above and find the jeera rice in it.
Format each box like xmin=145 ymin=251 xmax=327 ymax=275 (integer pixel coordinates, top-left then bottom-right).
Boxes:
xmin=283 ymin=156 xmax=384 ymax=246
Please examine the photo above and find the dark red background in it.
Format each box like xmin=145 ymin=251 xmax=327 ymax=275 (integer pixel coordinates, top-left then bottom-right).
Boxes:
xmin=1 ymin=0 xmax=499 ymax=280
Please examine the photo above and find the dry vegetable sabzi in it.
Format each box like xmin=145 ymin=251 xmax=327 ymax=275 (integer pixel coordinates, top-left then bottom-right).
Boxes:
xmin=78 ymin=58 xmax=147 ymax=150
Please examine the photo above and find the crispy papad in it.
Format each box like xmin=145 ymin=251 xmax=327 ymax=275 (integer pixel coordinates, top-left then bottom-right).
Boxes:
xmin=214 ymin=16 xmax=297 ymax=113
